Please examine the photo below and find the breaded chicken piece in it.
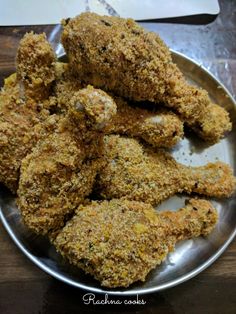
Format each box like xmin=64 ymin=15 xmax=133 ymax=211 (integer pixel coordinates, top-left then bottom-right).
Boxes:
xmin=0 ymin=73 xmax=49 ymax=193
xmin=54 ymin=198 xmax=218 ymax=288
xmin=105 ymin=96 xmax=184 ymax=148
xmin=96 ymin=135 xmax=236 ymax=205
xmin=16 ymin=32 xmax=56 ymax=101
xmin=62 ymin=13 xmax=231 ymax=142
xmin=52 ymin=65 xmax=183 ymax=148
xmin=51 ymin=62 xmax=84 ymax=114
xmin=17 ymin=86 xmax=117 ymax=235
xmin=0 ymin=31 xmax=56 ymax=192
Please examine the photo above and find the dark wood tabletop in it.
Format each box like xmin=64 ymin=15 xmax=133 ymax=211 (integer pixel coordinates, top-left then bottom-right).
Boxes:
xmin=0 ymin=1 xmax=236 ymax=313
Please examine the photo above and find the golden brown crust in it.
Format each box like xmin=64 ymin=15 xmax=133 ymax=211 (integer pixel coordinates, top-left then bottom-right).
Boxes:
xmin=70 ymin=85 xmax=117 ymax=127
xmin=0 ymin=24 xmax=229 ymax=289
xmin=16 ymin=32 xmax=56 ymax=101
xmin=17 ymin=86 xmax=117 ymax=235
xmin=105 ymin=96 xmax=184 ymax=148
xmin=54 ymin=198 xmax=218 ymax=288
xmin=96 ymin=135 xmax=236 ymax=204
xmin=52 ymin=62 xmax=84 ymax=114
xmin=160 ymin=198 xmax=218 ymax=238
xmin=61 ymin=13 xmax=171 ymax=102
xmin=62 ymin=12 xmax=231 ymax=142
xmin=0 ymin=74 xmax=49 ymax=193
xmin=52 ymin=67 xmax=184 ymax=148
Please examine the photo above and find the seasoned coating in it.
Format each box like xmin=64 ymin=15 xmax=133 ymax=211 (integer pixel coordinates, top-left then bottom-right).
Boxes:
xmin=62 ymin=12 xmax=231 ymax=142
xmin=54 ymin=198 xmax=218 ymax=288
xmin=96 ymin=135 xmax=236 ymax=205
xmin=105 ymin=97 xmax=184 ymax=148
xmin=0 ymin=74 xmax=49 ymax=193
xmin=52 ymin=66 xmax=184 ymax=148
xmin=51 ymin=62 xmax=84 ymax=114
xmin=17 ymin=86 xmax=117 ymax=235
xmin=16 ymin=32 xmax=56 ymax=101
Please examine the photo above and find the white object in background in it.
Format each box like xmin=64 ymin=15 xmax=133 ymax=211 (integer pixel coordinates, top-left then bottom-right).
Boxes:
xmin=0 ymin=0 xmax=220 ymax=26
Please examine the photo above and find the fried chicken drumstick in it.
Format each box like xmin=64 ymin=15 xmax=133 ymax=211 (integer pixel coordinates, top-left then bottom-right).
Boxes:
xmin=105 ymin=97 xmax=184 ymax=148
xmin=0 ymin=77 xmax=49 ymax=193
xmin=62 ymin=12 xmax=231 ymax=142
xmin=16 ymin=32 xmax=56 ymax=101
xmin=54 ymin=198 xmax=218 ymax=288
xmin=96 ymin=135 xmax=236 ymax=205
xmin=53 ymin=64 xmax=184 ymax=148
xmin=17 ymin=86 xmax=117 ymax=235
xmin=0 ymin=31 xmax=56 ymax=192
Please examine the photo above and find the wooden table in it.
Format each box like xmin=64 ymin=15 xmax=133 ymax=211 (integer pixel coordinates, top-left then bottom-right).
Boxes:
xmin=0 ymin=1 xmax=235 ymax=313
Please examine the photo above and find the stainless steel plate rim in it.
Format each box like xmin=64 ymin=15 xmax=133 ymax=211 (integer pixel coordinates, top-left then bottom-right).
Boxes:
xmin=1 ymin=50 xmax=236 ymax=296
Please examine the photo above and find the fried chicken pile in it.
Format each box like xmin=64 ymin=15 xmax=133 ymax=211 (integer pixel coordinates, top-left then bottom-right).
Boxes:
xmin=62 ymin=13 xmax=231 ymax=142
xmin=0 ymin=12 xmax=235 ymax=288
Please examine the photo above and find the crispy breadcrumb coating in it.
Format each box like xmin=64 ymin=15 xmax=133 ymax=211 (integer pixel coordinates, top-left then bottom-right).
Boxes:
xmin=17 ymin=86 xmax=117 ymax=235
xmin=16 ymin=32 xmax=56 ymax=101
xmin=51 ymin=62 xmax=84 ymax=114
xmin=62 ymin=13 xmax=231 ymax=142
xmin=0 ymin=25 xmax=231 ymax=290
xmin=54 ymin=198 xmax=218 ymax=288
xmin=96 ymin=135 xmax=236 ymax=205
xmin=0 ymin=74 xmax=49 ymax=193
xmin=105 ymin=96 xmax=184 ymax=148
xmin=52 ymin=64 xmax=184 ymax=148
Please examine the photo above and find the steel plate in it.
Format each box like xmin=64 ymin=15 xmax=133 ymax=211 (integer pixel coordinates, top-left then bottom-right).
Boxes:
xmin=1 ymin=51 xmax=236 ymax=295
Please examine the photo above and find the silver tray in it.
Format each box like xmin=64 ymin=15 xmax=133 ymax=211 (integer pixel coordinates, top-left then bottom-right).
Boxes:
xmin=1 ymin=51 xmax=236 ymax=295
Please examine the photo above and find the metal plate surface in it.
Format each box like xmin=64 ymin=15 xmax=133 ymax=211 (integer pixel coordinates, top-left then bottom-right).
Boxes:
xmin=1 ymin=51 xmax=236 ymax=295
